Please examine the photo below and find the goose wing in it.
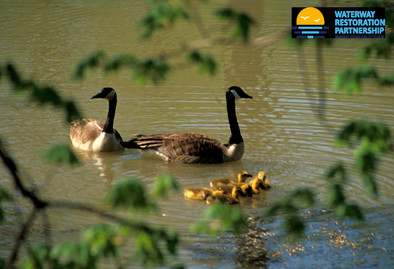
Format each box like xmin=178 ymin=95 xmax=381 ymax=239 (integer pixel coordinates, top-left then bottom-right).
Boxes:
xmin=130 ymin=133 xmax=227 ymax=163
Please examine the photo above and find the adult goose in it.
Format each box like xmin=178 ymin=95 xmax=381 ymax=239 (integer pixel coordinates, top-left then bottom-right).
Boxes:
xmin=121 ymin=86 xmax=252 ymax=163
xmin=70 ymin=87 xmax=123 ymax=152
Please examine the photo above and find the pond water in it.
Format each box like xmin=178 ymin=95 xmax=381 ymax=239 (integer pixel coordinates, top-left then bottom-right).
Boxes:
xmin=0 ymin=1 xmax=393 ymax=268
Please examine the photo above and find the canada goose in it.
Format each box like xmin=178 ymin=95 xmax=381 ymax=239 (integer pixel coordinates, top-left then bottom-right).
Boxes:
xmin=70 ymin=87 xmax=123 ymax=152
xmin=206 ymin=186 xmax=241 ymax=205
xmin=183 ymin=187 xmax=224 ymax=200
xmin=210 ymin=171 xmax=252 ymax=187
xmin=121 ymin=86 xmax=252 ymax=164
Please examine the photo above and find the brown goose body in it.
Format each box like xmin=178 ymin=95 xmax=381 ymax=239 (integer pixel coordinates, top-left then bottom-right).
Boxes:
xmin=122 ymin=86 xmax=252 ymax=164
xmin=70 ymin=88 xmax=123 ymax=152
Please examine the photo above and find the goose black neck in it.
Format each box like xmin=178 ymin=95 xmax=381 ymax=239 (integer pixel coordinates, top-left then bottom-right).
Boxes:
xmin=226 ymin=91 xmax=243 ymax=144
xmin=103 ymin=95 xmax=117 ymax=134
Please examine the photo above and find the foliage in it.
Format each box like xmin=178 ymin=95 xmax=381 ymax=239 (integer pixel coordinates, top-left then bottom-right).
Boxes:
xmin=0 ymin=2 xmax=258 ymax=267
xmin=1 ymin=0 xmax=392 ymax=267
xmin=72 ymin=1 xmax=255 ymax=85
xmin=2 ymin=63 xmax=82 ymax=123
xmin=41 ymin=143 xmax=81 ymax=166
xmin=73 ymin=51 xmax=171 ymax=85
xmin=191 ymin=203 xmax=247 ymax=236
xmin=139 ymin=0 xmax=189 ymax=39
xmin=152 ymin=174 xmax=179 ymax=199
xmin=334 ymin=65 xmax=394 ymax=94
xmin=359 ymin=1 xmax=394 ymax=59
xmin=105 ymin=178 xmax=157 ymax=212
xmin=335 ymin=120 xmax=391 ymax=197
xmin=264 ymin=0 xmax=393 ymax=241
xmin=215 ymin=8 xmax=256 ymax=42
xmin=187 ymin=50 xmax=217 ymax=76
xmin=264 ymin=188 xmax=315 ymax=240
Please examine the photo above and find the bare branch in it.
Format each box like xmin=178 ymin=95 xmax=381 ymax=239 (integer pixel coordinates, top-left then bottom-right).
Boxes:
xmin=6 ymin=207 xmax=38 ymax=269
xmin=0 ymin=138 xmax=47 ymax=209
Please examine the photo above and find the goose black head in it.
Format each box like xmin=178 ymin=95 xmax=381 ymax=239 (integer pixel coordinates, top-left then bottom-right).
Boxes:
xmin=91 ymin=87 xmax=116 ymax=100
xmin=227 ymin=86 xmax=253 ymax=100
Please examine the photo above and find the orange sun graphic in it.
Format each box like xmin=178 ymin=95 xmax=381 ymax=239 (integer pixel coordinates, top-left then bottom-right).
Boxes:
xmin=296 ymin=7 xmax=325 ymax=25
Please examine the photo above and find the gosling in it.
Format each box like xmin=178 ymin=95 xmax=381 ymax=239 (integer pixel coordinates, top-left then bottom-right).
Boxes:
xmin=249 ymin=171 xmax=272 ymax=193
xmin=206 ymin=186 xmax=241 ymax=205
xmin=211 ymin=183 xmax=252 ymax=197
xmin=183 ymin=187 xmax=224 ymax=200
xmin=210 ymin=171 xmax=252 ymax=187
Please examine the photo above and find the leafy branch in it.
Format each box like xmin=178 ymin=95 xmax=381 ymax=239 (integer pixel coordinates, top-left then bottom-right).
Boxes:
xmin=264 ymin=0 xmax=393 ymax=241
xmin=72 ymin=3 xmax=258 ymax=84
xmin=0 ymin=137 xmax=181 ymax=268
xmin=2 ymin=63 xmax=81 ymax=123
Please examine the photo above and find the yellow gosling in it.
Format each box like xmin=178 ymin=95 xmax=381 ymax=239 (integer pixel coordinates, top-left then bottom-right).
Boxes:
xmin=262 ymin=177 xmax=272 ymax=190
xmin=206 ymin=186 xmax=241 ymax=205
xmin=183 ymin=187 xmax=224 ymax=200
xmin=249 ymin=171 xmax=272 ymax=192
xmin=249 ymin=178 xmax=261 ymax=194
xmin=211 ymin=185 xmax=251 ymax=197
xmin=210 ymin=171 xmax=252 ymax=188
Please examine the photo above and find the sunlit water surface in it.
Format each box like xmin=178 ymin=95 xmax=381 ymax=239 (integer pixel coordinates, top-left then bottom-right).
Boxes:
xmin=0 ymin=1 xmax=392 ymax=268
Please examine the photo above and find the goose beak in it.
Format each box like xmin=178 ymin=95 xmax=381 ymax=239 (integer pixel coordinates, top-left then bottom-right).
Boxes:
xmin=243 ymin=93 xmax=253 ymax=99
xmin=91 ymin=92 xmax=103 ymax=99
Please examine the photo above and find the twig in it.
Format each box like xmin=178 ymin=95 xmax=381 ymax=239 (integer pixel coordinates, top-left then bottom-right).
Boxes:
xmin=6 ymin=207 xmax=38 ymax=269
xmin=0 ymin=139 xmax=47 ymax=209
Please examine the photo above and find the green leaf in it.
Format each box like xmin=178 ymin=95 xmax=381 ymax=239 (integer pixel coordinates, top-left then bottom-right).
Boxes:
xmin=83 ymin=224 xmax=118 ymax=258
xmin=133 ymin=57 xmax=170 ymax=85
xmin=6 ymin=62 xmax=22 ymax=87
xmin=192 ymin=203 xmax=247 ymax=235
xmin=344 ymin=203 xmax=364 ymax=220
xmin=336 ymin=120 xmax=391 ymax=152
xmin=289 ymin=188 xmax=315 ymax=208
xmin=152 ymin=174 xmax=179 ymax=199
xmin=215 ymin=8 xmax=255 ymax=42
xmin=215 ymin=8 xmax=237 ymax=20
xmin=334 ymin=65 xmax=379 ymax=94
xmin=133 ymin=232 xmax=164 ymax=266
xmin=284 ymin=214 xmax=305 ymax=241
xmin=325 ymin=162 xmax=347 ymax=183
xmin=73 ymin=51 xmax=106 ymax=80
xmin=105 ymin=53 xmax=137 ymax=73
xmin=139 ymin=2 xmax=189 ymax=39
xmin=165 ymin=230 xmax=178 ymax=255
xmin=263 ymin=203 xmax=283 ymax=217
xmin=64 ymin=99 xmax=83 ymax=123
xmin=361 ymin=174 xmax=379 ymax=197
xmin=105 ymin=178 xmax=156 ymax=211
xmin=187 ymin=50 xmax=217 ymax=76
xmin=327 ymin=184 xmax=345 ymax=207
xmin=31 ymin=86 xmax=62 ymax=106
xmin=41 ymin=144 xmax=81 ymax=166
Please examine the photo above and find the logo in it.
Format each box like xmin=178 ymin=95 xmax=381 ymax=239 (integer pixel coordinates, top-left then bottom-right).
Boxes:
xmin=292 ymin=7 xmax=385 ymax=39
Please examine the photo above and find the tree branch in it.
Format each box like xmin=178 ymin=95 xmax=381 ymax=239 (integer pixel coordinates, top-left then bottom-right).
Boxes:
xmin=0 ymin=139 xmax=47 ymax=209
xmin=6 ymin=207 xmax=38 ymax=269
